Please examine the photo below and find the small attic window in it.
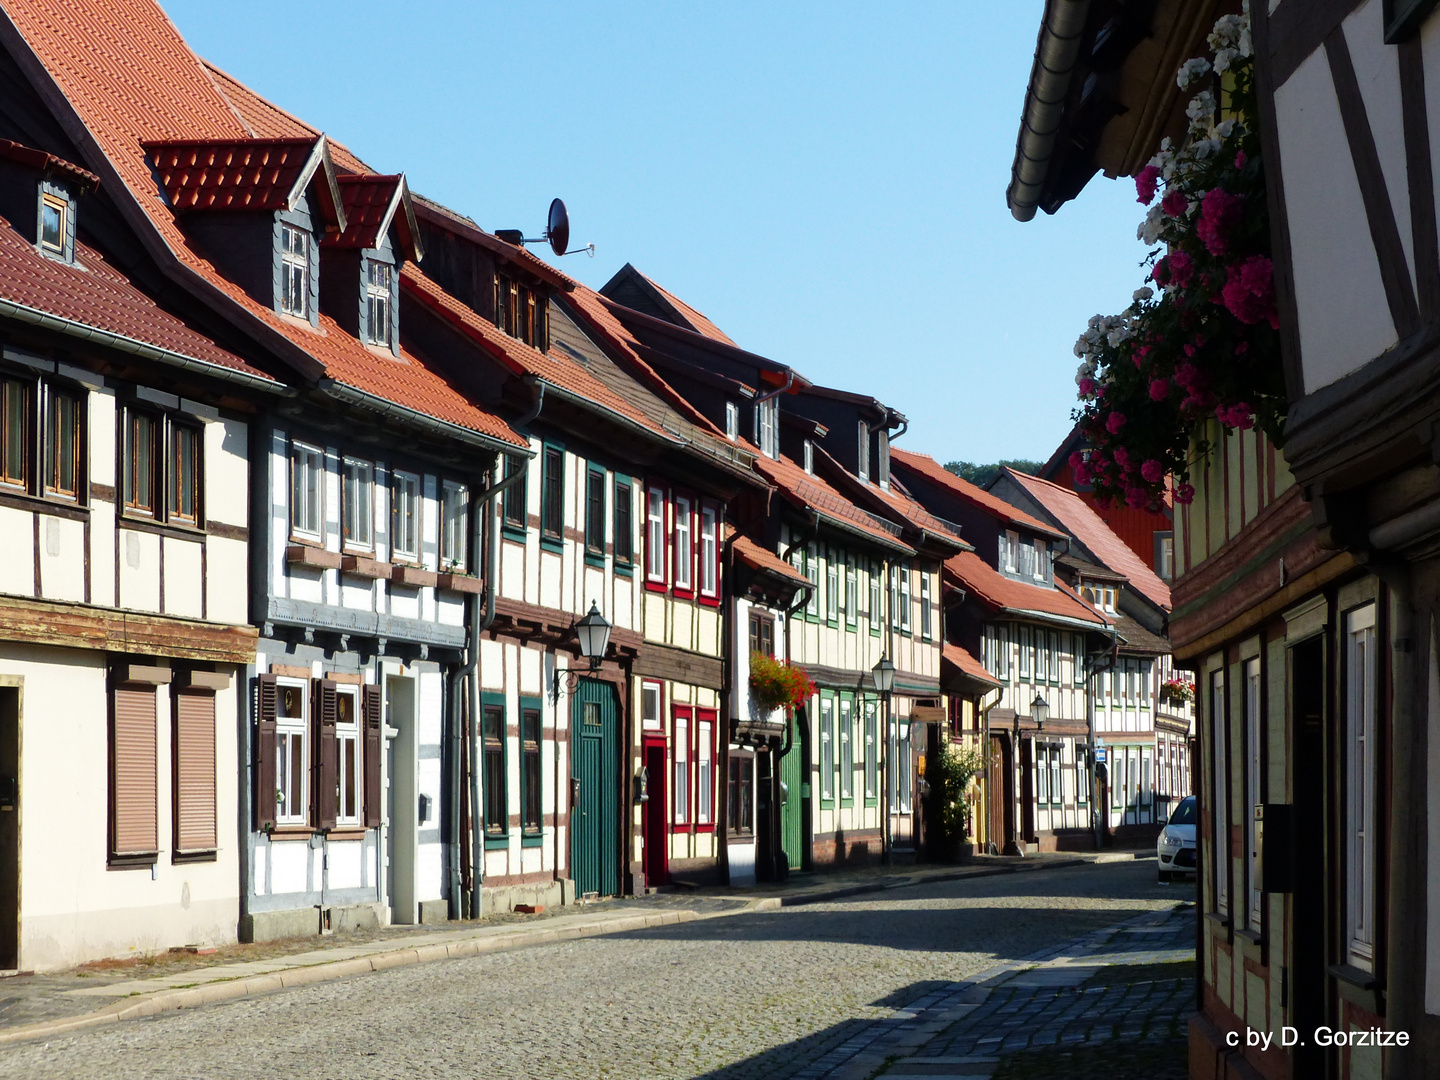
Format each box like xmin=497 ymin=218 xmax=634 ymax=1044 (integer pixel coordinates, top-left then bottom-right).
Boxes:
xmin=279 ymin=224 xmax=310 ymax=318
xmin=803 ymin=439 xmax=814 ymax=474
xmin=724 ymin=401 xmax=738 ymax=440
xmin=37 ymin=185 xmax=73 ymax=262
xmin=365 ymin=259 xmax=393 ymax=347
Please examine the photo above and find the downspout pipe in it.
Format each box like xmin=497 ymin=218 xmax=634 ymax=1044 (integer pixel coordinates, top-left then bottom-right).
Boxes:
xmin=451 ymin=380 xmax=541 ymax=920
xmin=752 ymin=370 xmax=795 ymax=406
xmin=1007 ymin=0 xmax=1092 ymax=222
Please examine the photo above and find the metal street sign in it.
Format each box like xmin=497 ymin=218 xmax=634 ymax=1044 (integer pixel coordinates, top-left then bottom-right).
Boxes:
xmin=1094 ymin=747 xmax=1107 ymax=763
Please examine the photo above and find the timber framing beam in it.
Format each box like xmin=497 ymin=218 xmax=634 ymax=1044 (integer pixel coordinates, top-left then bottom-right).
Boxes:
xmin=0 ymin=594 xmax=257 ymax=664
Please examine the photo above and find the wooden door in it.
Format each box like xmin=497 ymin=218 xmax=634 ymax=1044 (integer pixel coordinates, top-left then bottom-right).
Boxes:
xmin=0 ymin=687 xmax=17 ymax=969
xmin=779 ymin=711 xmax=805 ymax=871
xmin=989 ymin=734 xmax=1009 ymax=853
xmin=642 ymin=737 xmax=668 ymax=887
xmin=570 ymin=678 xmax=619 ymax=898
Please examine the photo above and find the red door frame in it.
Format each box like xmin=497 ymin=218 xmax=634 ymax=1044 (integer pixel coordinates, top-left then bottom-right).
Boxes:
xmin=642 ymin=733 xmax=669 ymax=887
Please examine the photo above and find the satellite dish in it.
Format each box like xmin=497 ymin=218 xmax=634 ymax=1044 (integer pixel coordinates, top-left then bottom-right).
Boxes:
xmin=546 ymin=198 xmax=570 ymax=257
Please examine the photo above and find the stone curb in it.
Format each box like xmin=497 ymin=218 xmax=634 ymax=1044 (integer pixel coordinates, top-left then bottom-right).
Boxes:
xmin=777 ymin=857 xmax=1088 ymax=907
xmin=0 ymin=908 xmax=705 ymax=1048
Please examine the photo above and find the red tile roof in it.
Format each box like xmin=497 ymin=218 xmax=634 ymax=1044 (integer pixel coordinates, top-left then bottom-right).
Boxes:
xmin=327 ymin=174 xmax=419 ymax=259
xmin=824 ymin=453 xmax=968 ymax=550
xmin=890 ymin=448 xmax=1066 ymax=540
xmin=638 ymin=271 xmax=737 ymax=347
xmin=734 ymin=535 xmax=810 ymax=588
xmin=754 ymin=451 xmax=913 ymax=553
xmin=0 ymin=210 xmax=272 ymax=382
xmin=0 ymin=138 xmax=99 ymax=188
xmin=8 ymin=0 xmax=522 ymax=448
xmin=200 ymin=60 xmax=373 ymax=175
xmin=945 ymin=550 xmax=1110 ymax=628
xmin=1000 ymin=469 xmax=1172 ymax=612
xmin=142 ymin=137 xmax=327 ymax=213
xmin=943 ymin=642 xmax=1000 ymax=688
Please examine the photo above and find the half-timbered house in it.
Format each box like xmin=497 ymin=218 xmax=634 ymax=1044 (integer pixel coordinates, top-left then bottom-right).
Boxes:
xmin=891 ymin=449 xmax=1113 ymax=855
xmin=1010 ymin=0 xmax=1440 ymax=1073
xmin=0 ymin=138 xmax=270 ymax=971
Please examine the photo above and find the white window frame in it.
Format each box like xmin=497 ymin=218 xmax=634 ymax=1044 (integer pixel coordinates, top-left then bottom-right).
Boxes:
xmin=275 ymin=677 xmax=309 ymax=826
xmin=440 ymin=480 xmax=468 ymax=571
xmin=1346 ymin=604 xmax=1377 ymax=971
xmin=806 ymin=543 xmax=819 ymax=617
xmin=697 ymin=718 xmax=714 ymax=824
xmin=1032 ymin=539 xmax=1047 ymax=581
xmin=290 ymin=441 xmax=324 ymax=542
xmin=365 ymin=259 xmax=393 ymax=347
xmin=673 ymin=496 xmax=693 ymax=592
xmin=1211 ymin=668 xmax=1229 ymax=918
xmin=641 ymin=679 xmax=663 ymax=731
xmin=700 ymin=505 xmax=718 ymax=598
xmin=342 ymin=456 xmax=373 ymax=552
xmin=889 ymin=564 xmax=900 ymax=629
xmin=1004 ymin=530 xmax=1019 ymax=574
xmin=754 ymin=397 xmax=777 ymax=459
xmin=845 ymin=557 xmax=858 ymax=629
xmin=877 ymin=429 xmax=890 ymax=491
xmin=803 ymin=439 xmax=814 ymax=474
xmin=724 ymin=401 xmax=739 ymax=441
xmin=336 ymin=685 xmax=362 ymax=827
xmin=820 ymin=695 xmax=835 ymax=801
xmin=646 ymin=486 xmax=667 ymax=583
xmin=826 ymin=550 xmax=839 ymax=622
xmin=392 ymin=470 xmax=421 ymax=562
xmin=900 ymin=562 xmax=911 ymax=633
xmin=280 ymin=224 xmax=310 ymax=318
xmin=839 ymin=696 xmax=853 ymax=799
xmin=673 ymin=709 xmax=690 ymax=826
xmin=869 ymin=561 xmax=881 ymax=625
xmin=857 ymin=421 xmax=870 ymax=481
xmin=920 ymin=570 xmax=932 ymax=640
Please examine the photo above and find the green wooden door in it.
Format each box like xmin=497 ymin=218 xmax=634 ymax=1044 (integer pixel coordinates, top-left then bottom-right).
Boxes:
xmin=570 ymin=678 xmax=619 ymax=897
xmin=779 ymin=711 xmax=805 ymax=870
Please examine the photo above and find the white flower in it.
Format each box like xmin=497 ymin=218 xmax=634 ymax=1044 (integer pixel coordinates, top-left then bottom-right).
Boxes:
xmin=1133 ymin=286 xmax=1154 ymax=302
xmin=1208 ymin=14 xmax=1241 ymax=52
xmin=1238 ymin=26 xmax=1252 ymax=58
xmin=1177 ymin=57 xmax=1211 ymax=90
xmin=1137 ymin=202 xmax=1166 ymax=245
xmin=1106 ymin=326 xmax=1131 ymax=347
xmin=1214 ymin=118 xmax=1236 ymax=140
xmin=1187 ymin=90 xmax=1217 ymax=123
xmin=1190 ymin=138 xmax=1222 ymax=161
xmin=1212 ymin=47 xmax=1239 ymax=74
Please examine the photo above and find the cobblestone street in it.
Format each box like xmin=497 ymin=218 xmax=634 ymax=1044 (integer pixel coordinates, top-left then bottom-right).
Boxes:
xmin=0 ymin=861 xmax=1192 ymax=1079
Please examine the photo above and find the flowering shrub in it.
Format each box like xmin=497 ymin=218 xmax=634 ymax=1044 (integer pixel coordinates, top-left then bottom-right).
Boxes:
xmin=930 ymin=739 xmax=987 ymax=849
xmin=1159 ymin=677 xmax=1195 ymax=707
xmin=749 ymin=652 xmax=816 ymax=713
xmin=1072 ymin=3 xmax=1285 ymax=510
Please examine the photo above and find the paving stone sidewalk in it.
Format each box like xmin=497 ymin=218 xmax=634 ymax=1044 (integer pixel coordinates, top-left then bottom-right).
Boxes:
xmin=788 ymin=899 xmax=1196 ymax=1080
xmin=0 ymin=850 xmax=1112 ymax=1043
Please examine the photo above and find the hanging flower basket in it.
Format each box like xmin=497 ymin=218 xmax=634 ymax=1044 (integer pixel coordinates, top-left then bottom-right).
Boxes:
xmin=1159 ymin=677 xmax=1195 ymax=706
xmin=749 ymin=652 xmax=816 ymax=714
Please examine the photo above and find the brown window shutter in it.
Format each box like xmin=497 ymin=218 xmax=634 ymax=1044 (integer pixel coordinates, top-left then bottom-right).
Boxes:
xmin=255 ymin=673 xmax=278 ymax=831
xmin=174 ymin=689 xmax=217 ymax=852
xmin=315 ymin=679 xmax=339 ymax=831
xmin=112 ymin=685 xmax=158 ymax=857
xmin=363 ymin=683 xmax=383 ymax=828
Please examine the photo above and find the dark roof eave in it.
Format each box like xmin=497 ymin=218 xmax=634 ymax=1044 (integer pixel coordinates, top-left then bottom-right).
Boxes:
xmin=316 ymin=378 xmax=527 ymax=456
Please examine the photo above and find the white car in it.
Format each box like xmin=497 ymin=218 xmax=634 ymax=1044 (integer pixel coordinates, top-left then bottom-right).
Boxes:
xmin=1157 ymin=795 xmax=1196 ymax=882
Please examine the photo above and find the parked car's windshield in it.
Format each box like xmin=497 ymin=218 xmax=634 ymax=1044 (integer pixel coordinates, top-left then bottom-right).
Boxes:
xmin=1170 ymin=796 xmax=1196 ymax=825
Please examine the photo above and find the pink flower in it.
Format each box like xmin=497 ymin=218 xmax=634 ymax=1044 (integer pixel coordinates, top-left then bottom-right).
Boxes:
xmin=1105 ymin=411 xmax=1127 ymax=435
xmin=1196 ymin=187 xmax=1244 ymax=255
xmin=1175 ymin=483 xmax=1196 ymax=505
xmin=1078 ymin=377 xmax=1097 ymax=397
xmin=1221 ymin=256 xmax=1275 ymax=324
xmin=1075 ymin=462 xmax=1092 ymax=484
xmin=1149 ymin=378 xmax=1170 ymax=401
xmin=1218 ymin=402 xmax=1255 ymax=430
xmin=1135 ymin=165 xmax=1160 ymax=204
xmin=1153 ymin=251 xmax=1194 ymax=289
xmin=1113 ymin=446 xmax=1131 ymax=470
xmin=1235 ymin=341 xmax=1249 ymax=355
xmin=1068 ymin=451 xmax=1086 ymax=471
xmin=1125 ymin=486 xmax=1150 ymax=510
xmin=1173 ymin=362 xmax=1201 ymax=389
xmin=1234 ymin=151 xmax=1247 ymax=169
xmin=1141 ymin=459 xmax=1165 ymax=483
xmin=1161 ymin=189 xmax=1188 ymax=218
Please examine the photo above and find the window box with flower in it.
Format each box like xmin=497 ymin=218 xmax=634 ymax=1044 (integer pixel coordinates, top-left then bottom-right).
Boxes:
xmin=748 ymin=653 xmax=816 ymax=715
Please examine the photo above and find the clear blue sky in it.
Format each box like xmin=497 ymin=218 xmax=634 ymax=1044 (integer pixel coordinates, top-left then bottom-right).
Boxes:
xmin=165 ymin=0 xmax=1151 ymax=467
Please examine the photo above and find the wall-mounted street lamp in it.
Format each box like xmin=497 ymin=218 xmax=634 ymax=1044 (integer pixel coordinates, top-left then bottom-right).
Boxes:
xmin=1031 ymin=692 xmax=1049 ymax=733
xmin=551 ymin=601 xmax=612 ymax=701
xmin=872 ymin=655 xmax=896 ymax=696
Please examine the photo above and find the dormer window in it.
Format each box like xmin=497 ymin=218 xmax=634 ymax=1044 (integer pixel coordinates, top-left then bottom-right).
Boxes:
xmin=365 ymin=259 xmax=393 ymax=347
xmin=754 ymin=397 xmax=778 ymax=459
xmin=877 ymin=429 xmax=890 ymax=490
xmin=725 ymin=401 xmax=739 ymax=440
xmin=280 ymin=225 xmax=310 ymax=318
xmin=857 ymin=421 xmax=870 ymax=481
xmin=803 ymin=439 xmax=814 ymax=474
xmin=37 ymin=184 xmax=74 ymax=263
xmin=493 ymin=273 xmax=548 ymax=349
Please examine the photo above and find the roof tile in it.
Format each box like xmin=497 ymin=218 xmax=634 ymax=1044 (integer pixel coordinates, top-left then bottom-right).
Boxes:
xmin=945 ymin=550 xmax=1109 ymax=627
xmin=891 ymin=448 xmax=1066 ymax=539
xmin=943 ymin=642 xmax=1001 ymax=687
xmin=143 ymin=137 xmax=316 ymax=212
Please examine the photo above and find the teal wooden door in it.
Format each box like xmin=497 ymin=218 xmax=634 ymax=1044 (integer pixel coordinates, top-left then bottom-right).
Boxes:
xmin=570 ymin=678 xmax=619 ymax=897
xmin=779 ymin=711 xmax=805 ymax=870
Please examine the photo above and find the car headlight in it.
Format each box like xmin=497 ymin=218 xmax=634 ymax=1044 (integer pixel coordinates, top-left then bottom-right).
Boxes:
xmin=1158 ymin=829 xmax=1180 ymax=848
